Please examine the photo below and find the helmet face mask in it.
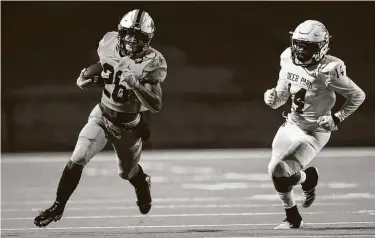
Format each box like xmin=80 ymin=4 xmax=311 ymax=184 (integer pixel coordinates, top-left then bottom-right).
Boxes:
xmin=291 ymin=39 xmax=322 ymax=66
xmin=118 ymin=26 xmax=152 ymax=58
xmin=117 ymin=9 xmax=155 ymax=59
xmin=290 ymin=20 xmax=330 ymax=67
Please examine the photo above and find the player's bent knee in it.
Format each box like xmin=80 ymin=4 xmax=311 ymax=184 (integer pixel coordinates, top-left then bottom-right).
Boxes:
xmin=269 ymin=161 xmax=290 ymax=178
xmin=272 ymin=176 xmax=293 ymax=193
xmin=65 ymin=160 xmax=85 ymax=172
xmin=66 ymin=160 xmax=82 ymax=169
xmin=118 ymin=165 xmax=139 ymax=180
xmin=70 ymin=137 xmax=93 ymax=166
xmin=118 ymin=171 xmax=132 ymax=180
xmin=269 ymin=159 xmax=303 ymax=192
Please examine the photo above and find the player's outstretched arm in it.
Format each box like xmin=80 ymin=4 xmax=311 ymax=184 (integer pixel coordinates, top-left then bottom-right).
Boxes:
xmin=326 ymin=63 xmax=366 ymax=124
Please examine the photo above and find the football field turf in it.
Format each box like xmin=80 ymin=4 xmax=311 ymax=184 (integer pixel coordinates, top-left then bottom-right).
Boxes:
xmin=2 ymin=148 xmax=375 ymax=238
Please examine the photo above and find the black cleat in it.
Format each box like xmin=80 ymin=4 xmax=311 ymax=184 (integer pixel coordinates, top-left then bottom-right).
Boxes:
xmin=301 ymin=167 xmax=319 ymax=208
xmin=34 ymin=201 xmax=65 ymax=227
xmin=134 ymin=175 xmax=152 ymax=214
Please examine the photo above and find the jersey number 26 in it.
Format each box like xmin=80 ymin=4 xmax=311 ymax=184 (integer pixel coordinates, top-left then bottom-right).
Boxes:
xmin=102 ymin=63 xmax=130 ymax=103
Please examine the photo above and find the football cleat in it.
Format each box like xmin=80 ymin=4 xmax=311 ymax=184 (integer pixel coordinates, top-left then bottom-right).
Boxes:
xmin=301 ymin=167 xmax=319 ymax=208
xmin=34 ymin=201 xmax=65 ymax=227
xmin=134 ymin=174 xmax=152 ymax=214
xmin=274 ymin=218 xmax=306 ymax=229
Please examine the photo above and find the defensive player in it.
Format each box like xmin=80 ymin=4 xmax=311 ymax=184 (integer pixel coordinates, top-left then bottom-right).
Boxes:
xmin=264 ymin=20 xmax=365 ymax=229
xmin=34 ymin=9 xmax=167 ymax=227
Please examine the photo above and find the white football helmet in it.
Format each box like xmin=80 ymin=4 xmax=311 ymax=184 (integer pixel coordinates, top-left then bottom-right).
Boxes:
xmin=118 ymin=9 xmax=155 ymax=59
xmin=290 ymin=20 xmax=330 ymax=67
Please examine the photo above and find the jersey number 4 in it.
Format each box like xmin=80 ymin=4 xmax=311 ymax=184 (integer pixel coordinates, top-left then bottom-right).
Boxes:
xmin=102 ymin=63 xmax=129 ymax=103
xmin=288 ymin=83 xmax=306 ymax=114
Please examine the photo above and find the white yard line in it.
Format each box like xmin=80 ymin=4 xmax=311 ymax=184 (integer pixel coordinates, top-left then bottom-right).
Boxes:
xmin=2 ymin=221 xmax=375 ymax=231
xmin=2 ymin=211 xmax=330 ymax=220
xmin=1 ymin=202 xmax=352 ymax=212
xmin=2 ymin=148 xmax=375 ymax=163
xmin=4 ymin=193 xmax=374 ymax=206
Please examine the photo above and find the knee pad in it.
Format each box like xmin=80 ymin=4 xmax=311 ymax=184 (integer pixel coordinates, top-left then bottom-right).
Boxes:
xmin=272 ymin=176 xmax=293 ymax=193
xmin=118 ymin=164 xmax=139 ymax=180
xmin=269 ymin=141 xmax=305 ymax=192
xmin=272 ymin=171 xmax=302 ymax=192
xmin=270 ymin=161 xmax=290 ymax=178
xmin=66 ymin=160 xmax=84 ymax=170
xmin=270 ymin=160 xmax=302 ymax=178
xmin=119 ymin=171 xmax=131 ymax=180
xmin=270 ymin=141 xmax=305 ymax=178
xmin=71 ymin=137 xmax=92 ymax=166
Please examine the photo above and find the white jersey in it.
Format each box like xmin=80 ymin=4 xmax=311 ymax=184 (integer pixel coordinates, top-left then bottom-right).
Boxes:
xmin=97 ymin=31 xmax=167 ymax=113
xmin=271 ymin=47 xmax=365 ymax=132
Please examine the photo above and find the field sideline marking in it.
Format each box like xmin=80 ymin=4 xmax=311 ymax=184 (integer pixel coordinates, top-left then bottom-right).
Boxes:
xmin=2 ymin=221 xmax=375 ymax=231
xmin=2 ymin=148 xmax=375 ymax=163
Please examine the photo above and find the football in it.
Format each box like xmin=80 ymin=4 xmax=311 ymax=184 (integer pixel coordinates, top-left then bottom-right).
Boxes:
xmin=83 ymin=62 xmax=103 ymax=79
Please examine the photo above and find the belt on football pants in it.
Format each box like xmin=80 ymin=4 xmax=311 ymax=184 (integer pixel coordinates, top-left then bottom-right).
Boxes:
xmin=99 ymin=102 xmax=141 ymax=129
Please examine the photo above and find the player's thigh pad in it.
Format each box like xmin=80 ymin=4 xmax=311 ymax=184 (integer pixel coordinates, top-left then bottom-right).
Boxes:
xmin=268 ymin=122 xmax=330 ymax=177
xmin=112 ymin=131 xmax=143 ymax=180
xmin=270 ymin=140 xmax=311 ymax=177
xmin=71 ymin=105 xmax=108 ymax=166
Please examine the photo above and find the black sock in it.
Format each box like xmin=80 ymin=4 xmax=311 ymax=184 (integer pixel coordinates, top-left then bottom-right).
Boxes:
xmin=55 ymin=160 xmax=84 ymax=205
xmin=285 ymin=205 xmax=302 ymax=222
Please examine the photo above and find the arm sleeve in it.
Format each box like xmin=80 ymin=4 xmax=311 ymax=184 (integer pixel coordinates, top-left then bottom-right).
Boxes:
xmin=326 ymin=62 xmax=366 ymax=122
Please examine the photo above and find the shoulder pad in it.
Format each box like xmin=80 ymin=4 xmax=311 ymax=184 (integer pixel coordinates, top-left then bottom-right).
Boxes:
xmin=141 ymin=50 xmax=167 ymax=84
xmin=98 ymin=31 xmax=118 ymax=52
xmin=319 ymin=55 xmax=345 ymax=72
xmin=319 ymin=55 xmax=347 ymax=80
xmin=280 ymin=47 xmax=292 ymax=67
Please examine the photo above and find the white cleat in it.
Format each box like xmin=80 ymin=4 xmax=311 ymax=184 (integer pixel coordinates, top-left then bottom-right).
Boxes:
xmin=274 ymin=219 xmax=306 ymax=229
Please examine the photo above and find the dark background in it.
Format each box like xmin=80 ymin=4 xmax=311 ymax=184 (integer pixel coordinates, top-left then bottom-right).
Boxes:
xmin=2 ymin=1 xmax=374 ymax=152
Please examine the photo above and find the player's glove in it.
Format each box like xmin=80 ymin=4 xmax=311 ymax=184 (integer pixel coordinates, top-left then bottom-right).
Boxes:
xmin=121 ymin=70 xmax=140 ymax=89
xmin=76 ymin=68 xmax=94 ymax=89
xmin=317 ymin=114 xmax=341 ymax=131
xmin=264 ymin=88 xmax=276 ymax=106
